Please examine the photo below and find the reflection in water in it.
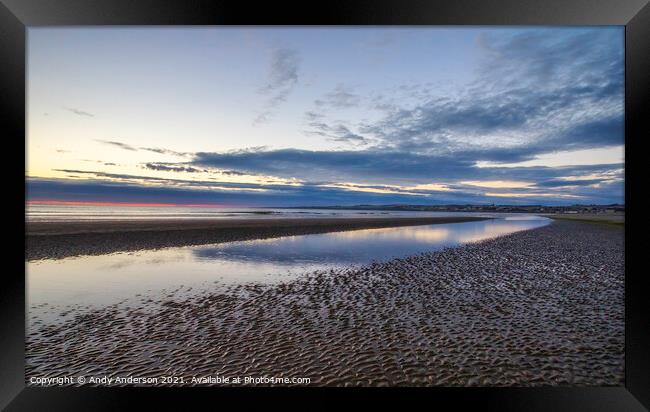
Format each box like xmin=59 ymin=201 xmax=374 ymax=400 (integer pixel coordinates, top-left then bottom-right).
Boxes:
xmin=27 ymin=216 xmax=550 ymax=324
xmin=192 ymin=218 xmax=548 ymax=265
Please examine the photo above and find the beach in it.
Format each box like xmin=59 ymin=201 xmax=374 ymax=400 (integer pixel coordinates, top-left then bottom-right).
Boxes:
xmin=545 ymin=213 xmax=625 ymax=226
xmin=26 ymin=216 xmax=489 ymax=261
xmin=26 ymin=219 xmax=624 ymax=386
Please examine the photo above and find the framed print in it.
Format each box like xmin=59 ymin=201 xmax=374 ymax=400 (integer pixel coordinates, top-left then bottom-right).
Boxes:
xmin=1 ymin=0 xmax=649 ymax=409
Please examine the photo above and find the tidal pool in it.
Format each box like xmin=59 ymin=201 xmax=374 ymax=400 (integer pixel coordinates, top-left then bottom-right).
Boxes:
xmin=27 ymin=215 xmax=550 ymax=325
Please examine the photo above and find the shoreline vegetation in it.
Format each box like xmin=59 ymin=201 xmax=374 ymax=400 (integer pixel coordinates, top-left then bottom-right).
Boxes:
xmin=26 ymin=216 xmax=490 ymax=261
xmin=26 ymin=220 xmax=624 ymax=386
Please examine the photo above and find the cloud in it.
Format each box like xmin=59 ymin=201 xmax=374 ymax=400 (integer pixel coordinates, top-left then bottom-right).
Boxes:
xmin=42 ymin=139 xmax=624 ymax=206
xmin=304 ymin=111 xmax=324 ymax=121
xmin=477 ymin=29 xmax=623 ymax=91
xmin=28 ymin=178 xmax=273 ymax=205
xmin=80 ymin=159 xmax=117 ymax=165
xmin=185 ymin=146 xmax=624 ymax=204
xmin=51 ymin=169 xmax=278 ymax=193
xmin=220 ymin=170 xmax=247 ymax=176
xmin=95 ymin=139 xmax=137 ymax=151
xmin=536 ymin=178 xmax=604 ymax=188
xmin=484 ymin=192 xmax=582 ymax=199
xmin=264 ymin=49 xmax=299 ymax=91
xmin=407 ymin=183 xmax=453 ymax=192
xmin=460 ymin=180 xmax=533 ymax=189
xmin=27 ymin=171 xmax=623 ymax=206
xmin=64 ymin=107 xmax=94 ymax=117
xmin=27 ymin=176 xmax=426 ymax=206
xmin=253 ymin=48 xmax=300 ymax=125
xmin=305 ymin=85 xmax=368 ymax=145
xmin=307 ymin=28 xmax=623 ymax=164
xmin=190 ymin=148 xmax=623 ymax=190
xmin=314 ymin=85 xmax=361 ymax=109
xmin=89 ymin=143 xmax=191 ymax=157
xmin=559 ymin=116 xmax=624 ymax=149
xmin=143 ymin=163 xmax=204 ymax=173
xmin=305 ymin=122 xmax=367 ymax=145
xmin=139 ymin=147 xmax=189 ymax=157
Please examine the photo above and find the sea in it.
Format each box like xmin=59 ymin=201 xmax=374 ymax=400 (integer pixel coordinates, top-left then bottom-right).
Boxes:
xmin=26 ymin=203 xmax=494 ymax=222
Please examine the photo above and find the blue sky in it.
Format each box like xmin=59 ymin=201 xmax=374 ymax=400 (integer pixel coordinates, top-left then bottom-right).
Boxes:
xmin=27 ymin=27 xmax=624 ymax=206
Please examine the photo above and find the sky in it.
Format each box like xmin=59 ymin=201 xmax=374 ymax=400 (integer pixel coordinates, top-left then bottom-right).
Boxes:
xmin=26 ymin=27 xmax=624 ymax=207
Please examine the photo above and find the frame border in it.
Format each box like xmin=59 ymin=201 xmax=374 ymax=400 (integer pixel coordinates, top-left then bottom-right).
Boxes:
xmin=2 ymin=0 xmax=648 ymax=409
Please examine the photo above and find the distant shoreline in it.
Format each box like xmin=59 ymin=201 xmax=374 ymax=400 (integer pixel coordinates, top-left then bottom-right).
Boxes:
xmin=277 ymin=204 xmax=625 ymax=214
xmin=26 ymin=216 xmax=490 ymax=261
xmin=543 ymin=213 xmax=624 ymax=226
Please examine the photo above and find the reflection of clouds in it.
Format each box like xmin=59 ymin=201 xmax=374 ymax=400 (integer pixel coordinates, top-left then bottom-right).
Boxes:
xmin=262 ymin=219 xmax=548 ymax=247
xmin=96 ymin=251 xmax=187 ymax=271
xmin=503 ymin=215 xmax=551 ymax=221
xmin=145 ymin=254 xmax=186 ymax=265
xmin=327 ymin=219 xmax=548 ymax=244
xmin=325 ymin=226 xmax=399 ymax=239
xmin=98 ymin=259 xmax=137 ymax=270
xmin=325 ymin=225 xmax=450 ymax=242
xmin=452 ymin=221 xmax=547 ymax=243
xmin=193 ymin=246 xmax=357 ymax=265
xmin=186 ymin=220 xmax=550 ymax=267
xmin=396 ymin=227 xmax=451 ymax=242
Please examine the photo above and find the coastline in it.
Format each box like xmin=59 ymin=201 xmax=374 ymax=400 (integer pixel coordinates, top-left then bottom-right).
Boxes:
xmin=544 ymin=213 xmax=624 ymax=226
xmin=26 ymin=216 xmax=490 ymax=261
xmin=26 ymin=220 xmax=624 ymax=386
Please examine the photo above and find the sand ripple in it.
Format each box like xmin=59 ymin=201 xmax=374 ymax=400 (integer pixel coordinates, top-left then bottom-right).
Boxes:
xmin=26 ymin=220 xmax=624 ymax=386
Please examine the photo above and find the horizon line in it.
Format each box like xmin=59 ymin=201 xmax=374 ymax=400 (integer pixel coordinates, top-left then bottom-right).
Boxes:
xmin=26 ymin=199 xmax=625 ymax=208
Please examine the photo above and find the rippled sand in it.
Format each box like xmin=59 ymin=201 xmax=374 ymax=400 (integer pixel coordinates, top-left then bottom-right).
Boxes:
xmin=26 ymin=220 xmax=624 ymax=386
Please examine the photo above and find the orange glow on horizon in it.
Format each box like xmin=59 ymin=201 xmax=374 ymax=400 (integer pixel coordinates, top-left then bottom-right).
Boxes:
xmin=26 ymin=200 xmax=233 ymax=208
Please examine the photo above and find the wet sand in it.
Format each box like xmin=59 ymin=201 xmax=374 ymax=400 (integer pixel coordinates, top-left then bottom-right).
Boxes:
xmin=544 ymin=213 xmax=624 ymax=226
xmin=26 ymin=216 xmax=489 ymax=261
xmin=26 ymin=220 xmax=624 ymax=386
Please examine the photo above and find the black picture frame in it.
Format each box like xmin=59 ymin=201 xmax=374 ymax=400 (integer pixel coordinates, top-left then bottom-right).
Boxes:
xmin=2 ymin=0 xmax=648 ymax=409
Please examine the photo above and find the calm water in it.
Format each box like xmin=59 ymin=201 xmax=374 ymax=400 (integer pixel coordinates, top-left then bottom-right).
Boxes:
xmin=27 ymin=204 xmax=493 ymax=221
xmin=27 ymin=215 xmax=550 ymax=325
